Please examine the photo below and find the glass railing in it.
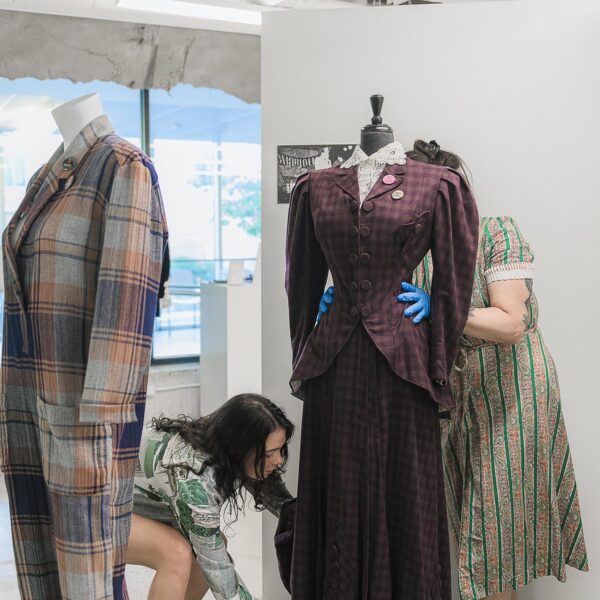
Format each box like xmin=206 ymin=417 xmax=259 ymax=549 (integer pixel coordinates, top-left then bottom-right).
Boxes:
xmin=152 ymin=257 xmax=257 ymax=361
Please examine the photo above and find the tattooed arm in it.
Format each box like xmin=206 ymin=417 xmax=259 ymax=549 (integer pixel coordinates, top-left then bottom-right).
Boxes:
xmin=463 ymin=279 xmax=533 ymax=345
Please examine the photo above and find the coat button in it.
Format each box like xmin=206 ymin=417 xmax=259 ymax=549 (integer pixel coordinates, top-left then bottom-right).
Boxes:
xmin=360 ymin=253 xmax=371 ymax=264
xmin=360 ymin=280 xmax=372 ymax=291
xmin=361 ymin=306 xmax=371 ymax=318
xmin=350 ymin=307 xmax=359 ymax=318
xmin=392 ymin=189 xmax=404 ymax=200
xmin=415 ymin=223 xmax=423 ymax=234
xmin=350 ymin=200 xmax=359 ymax=212
xmin=360 ymin=225 xmax=370 ymax=237
xmin=331 ymin=544 xmax=340 ymax=556
xmin=333 ymin=561 xmax=341 ymax=570
xmin=362 ymin=200 xmax=374 ymax=212
xmin=62 ymin=157 xmax=77 ymax=171
xmin=349 ymin=253 xmax=358 ymax=264
xmin=350 ymin=281 xmax=358 ymax=292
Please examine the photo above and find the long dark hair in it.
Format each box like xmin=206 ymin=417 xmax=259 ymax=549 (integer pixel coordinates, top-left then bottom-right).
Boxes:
xmin=407 ymin=139 xmax=471 ymax=183
xmin=152 ymin=393 xmax=294 ymax=517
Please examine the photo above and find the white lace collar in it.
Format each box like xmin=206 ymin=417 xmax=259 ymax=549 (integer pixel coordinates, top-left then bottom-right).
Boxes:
xmin=341 ymin=141 xmax=407 ymax=169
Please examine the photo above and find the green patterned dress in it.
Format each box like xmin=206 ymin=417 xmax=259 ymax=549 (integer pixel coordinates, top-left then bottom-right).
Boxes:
xmin=133 ymin=428 xmax=293 ymax=600
xmin=414 ymin=216 xmax=588 ymax=599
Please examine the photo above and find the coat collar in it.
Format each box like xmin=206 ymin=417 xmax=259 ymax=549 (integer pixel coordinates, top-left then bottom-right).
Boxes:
xmin=3 ymin=115 xmax=114 ymax=309
xmin=337 ymin=142 xmax=407 ymax=203
xmin=340 ymin=141 xmax=407 ymax=169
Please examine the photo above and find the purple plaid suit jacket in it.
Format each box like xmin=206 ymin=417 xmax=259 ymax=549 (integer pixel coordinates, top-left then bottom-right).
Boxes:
xmin=285 ymin=158 xmax=479 ymax=409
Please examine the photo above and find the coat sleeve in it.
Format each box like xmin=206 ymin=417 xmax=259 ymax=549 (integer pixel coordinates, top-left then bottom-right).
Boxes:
xmin=285 ymin=173 xmax=329 ymax=369
xmin=80 ymin=157 xmax=167 ymax=424
xmin=429 ymin=169 xmax=479 ymax=385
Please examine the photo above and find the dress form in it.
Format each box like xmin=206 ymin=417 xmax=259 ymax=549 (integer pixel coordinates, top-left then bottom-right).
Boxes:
xmin=10 ymin=93 xmax=106 ymax=249
xmin=360 ymin=94 xmax=394 ymax=155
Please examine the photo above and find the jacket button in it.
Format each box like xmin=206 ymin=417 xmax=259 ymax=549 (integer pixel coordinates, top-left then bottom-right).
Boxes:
xmin=361 ymin=306 xmax=371 ymax=318
xmin=360 ymin=280 xmax=372 ymax=291
xmin=360 ymin=253 xmax=371 ymax=264
xmin=349 ymin=253 xmax=358 ymax=264
xmin=362 ymin=200 xmax=374 ymax=212
xmin=360 ymin=225 xmax=370 ymax=237
xmin=333 ymin=561 xmax=341 ymax=570
xmin=350 ymin=281 xmax=358 ymax=291
xmin=415 ymin=223 xmax=423 ymax=234
xmin=350 ymin=200 xmax=359 ymax=212
xmin=331 ymin=544 xmax=340 ymax=556
xmin=350 ymin=307 xmax=359 ymax=318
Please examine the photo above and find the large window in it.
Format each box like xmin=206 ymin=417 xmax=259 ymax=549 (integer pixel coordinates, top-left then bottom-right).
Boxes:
xmin=149 ymin=85 xmax=261 ymax=361
xmin=0 ymin=78 xmax=261 ymax=362
xmin=0 ymin=77 xmax=141 ymax=231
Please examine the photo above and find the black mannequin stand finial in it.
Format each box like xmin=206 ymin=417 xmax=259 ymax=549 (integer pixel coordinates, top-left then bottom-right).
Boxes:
xmin=370 ymin=94 xmax=384 ymax=125
xmin=360 ymin=94 xmax=394 ymax=156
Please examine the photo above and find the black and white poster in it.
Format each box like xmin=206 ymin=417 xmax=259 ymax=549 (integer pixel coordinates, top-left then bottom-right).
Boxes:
xmin=277 ymin=144 xmax=355 ymax=204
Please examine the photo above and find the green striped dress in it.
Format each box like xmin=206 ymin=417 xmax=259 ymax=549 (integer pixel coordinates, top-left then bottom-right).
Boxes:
xmin=414 ymin=216 xmax=588 ymax=599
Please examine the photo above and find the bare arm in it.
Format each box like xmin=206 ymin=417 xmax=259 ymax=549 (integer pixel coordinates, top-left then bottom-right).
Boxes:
xmin=463 ymin=279 xmax=533 ymax=345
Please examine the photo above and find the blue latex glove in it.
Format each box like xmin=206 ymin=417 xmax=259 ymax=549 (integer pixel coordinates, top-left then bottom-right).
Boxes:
xmin=316 ymin=286 xmax=334 ymax=323
xmin=397 ymin=282 xmax=431 ymax=324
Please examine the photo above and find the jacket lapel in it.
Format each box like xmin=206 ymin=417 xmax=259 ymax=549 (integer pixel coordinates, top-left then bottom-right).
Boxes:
xmin=336 ymin=167 xmax=360 ymax=203
xmin=2 ymin=151 xmax=60 ymax=310
xmin=3 ymin=115 xmax=114 ymax=306
xmin=364 ymin=163 xmax=407 ymax=203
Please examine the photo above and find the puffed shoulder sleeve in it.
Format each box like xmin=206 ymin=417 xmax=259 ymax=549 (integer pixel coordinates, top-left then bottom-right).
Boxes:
xmin=429 ymin=168 xmax=479 ymax=385
xmin=481 ymin=216 xmax=534 ymax=285
xmin=285 ymin=173 xmax=328 ymax=369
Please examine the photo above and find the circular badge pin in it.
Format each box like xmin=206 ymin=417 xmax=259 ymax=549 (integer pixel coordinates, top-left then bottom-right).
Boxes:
xmin=62 ymin=157 xmax=77 ymax=171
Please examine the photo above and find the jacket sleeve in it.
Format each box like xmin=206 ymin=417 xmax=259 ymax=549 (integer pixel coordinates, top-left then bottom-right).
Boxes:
xmin=285 ymin=173 xmax=329 ymax=368
xmin=429 ymin=169 xmax=479 ymax=385
xmin=80 ymin=157 xmax=167 ymax=423
xmin=176 ymin=474 xmax=257 ymax=600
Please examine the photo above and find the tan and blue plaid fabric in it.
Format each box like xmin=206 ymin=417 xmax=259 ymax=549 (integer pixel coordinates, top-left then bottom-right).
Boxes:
xmin=0 ymin=115 xmax=168 ymax=599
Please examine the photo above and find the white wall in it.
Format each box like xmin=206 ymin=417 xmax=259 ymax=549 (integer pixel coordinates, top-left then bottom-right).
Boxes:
xmin=261 ymin=1 xmax=600 ymax=598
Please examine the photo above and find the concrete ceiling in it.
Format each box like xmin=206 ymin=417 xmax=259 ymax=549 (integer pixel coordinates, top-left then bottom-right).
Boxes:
xmin=0 ymin=0 xmax=516 ymax=35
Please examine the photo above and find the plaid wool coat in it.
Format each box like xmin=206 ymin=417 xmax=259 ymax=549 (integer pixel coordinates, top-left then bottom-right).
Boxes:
xmin=1 ymin=114 xmax=167 ymax=425
xmin=0 ymin=115 xmax=167 ymax=599
xmin=286 ymin=158 xmax=479 ymax=409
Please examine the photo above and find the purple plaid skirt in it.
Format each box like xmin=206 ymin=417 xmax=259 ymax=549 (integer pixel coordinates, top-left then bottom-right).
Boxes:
xmin=291 ymin=325 xmax=451 ymax=600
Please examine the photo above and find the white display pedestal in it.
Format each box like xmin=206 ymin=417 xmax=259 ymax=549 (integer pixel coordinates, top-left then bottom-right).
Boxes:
xmin=200 ymin=281 xmax=262 ymax=415
xmin=199 ymin=280 xmax=263 ymax=598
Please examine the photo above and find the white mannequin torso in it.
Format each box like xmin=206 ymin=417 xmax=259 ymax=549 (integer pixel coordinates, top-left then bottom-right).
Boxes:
xmin=9 ymin=93 xmax=106 ymax=251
